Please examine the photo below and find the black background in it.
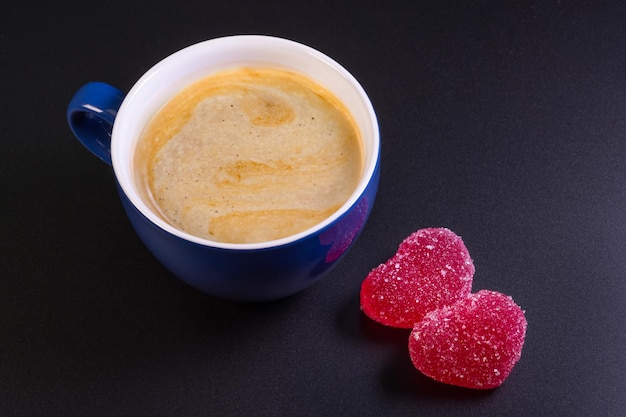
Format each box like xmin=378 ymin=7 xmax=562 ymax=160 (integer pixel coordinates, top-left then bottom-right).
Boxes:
xmin=2 ymin=1 xmax=626 ymax=416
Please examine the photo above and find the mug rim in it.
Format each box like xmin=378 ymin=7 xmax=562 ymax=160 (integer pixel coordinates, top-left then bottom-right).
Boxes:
xmin=111 ymin=35 xmax=380 ymax=250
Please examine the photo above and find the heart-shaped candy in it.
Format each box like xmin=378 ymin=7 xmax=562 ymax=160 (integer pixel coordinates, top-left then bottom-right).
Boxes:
xmin=409 ymin=290 xmax=527 ymax=389
xmin=360 ymin=228 xmax=475 ymax=328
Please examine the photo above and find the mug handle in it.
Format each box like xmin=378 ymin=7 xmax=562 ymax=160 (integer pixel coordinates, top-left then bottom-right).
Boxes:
xmin=67 ymin=82 xmax=125 ymax=166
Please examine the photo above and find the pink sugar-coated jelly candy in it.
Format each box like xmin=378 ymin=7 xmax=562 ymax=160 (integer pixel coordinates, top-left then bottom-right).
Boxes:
xmin=360 ymin=228 xmax=475 ymax=328
xmin=409 ymin=290 xmax=527 ymax=389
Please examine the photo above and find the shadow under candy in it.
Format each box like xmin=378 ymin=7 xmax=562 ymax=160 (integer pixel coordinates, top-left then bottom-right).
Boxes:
xmin=336 ymin=294 xmax=495 ymax=402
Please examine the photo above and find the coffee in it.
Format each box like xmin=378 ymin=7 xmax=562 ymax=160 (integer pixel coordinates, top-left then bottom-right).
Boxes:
xmin=135 ymin=67 xmax=363 ymax=244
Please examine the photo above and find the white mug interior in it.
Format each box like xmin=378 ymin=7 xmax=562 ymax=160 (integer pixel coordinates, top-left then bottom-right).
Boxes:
xmin=111 ymin=35 xmax=379 ymax=250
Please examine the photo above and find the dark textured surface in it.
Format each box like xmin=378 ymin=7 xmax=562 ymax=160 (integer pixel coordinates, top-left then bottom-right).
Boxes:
xmin=2 ymin=1 xmax=626 ymax=416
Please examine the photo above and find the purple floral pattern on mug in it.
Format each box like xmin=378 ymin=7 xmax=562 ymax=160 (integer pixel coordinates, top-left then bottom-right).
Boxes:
xmin=320 ymin=197 xmax=369 ymax=262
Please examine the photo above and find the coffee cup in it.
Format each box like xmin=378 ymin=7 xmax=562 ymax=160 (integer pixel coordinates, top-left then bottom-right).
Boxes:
xmin=67 ymin=35 xmax=380 ymax=301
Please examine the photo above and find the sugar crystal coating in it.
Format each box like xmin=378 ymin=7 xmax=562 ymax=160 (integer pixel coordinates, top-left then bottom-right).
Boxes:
xmin=360 ymin=228 xmax=475 ymax=328
xmin=408 ymin=290 xmax=527 ymax=389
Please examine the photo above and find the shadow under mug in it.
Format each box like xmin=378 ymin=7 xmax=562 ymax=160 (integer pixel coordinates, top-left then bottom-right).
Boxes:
xmin=67 ymin=35 xmax=380 ymax=302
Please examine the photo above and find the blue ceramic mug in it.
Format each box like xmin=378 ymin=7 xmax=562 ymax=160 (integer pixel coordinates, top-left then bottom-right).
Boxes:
xmin=67 ymin=35 xmax=380 ymax=301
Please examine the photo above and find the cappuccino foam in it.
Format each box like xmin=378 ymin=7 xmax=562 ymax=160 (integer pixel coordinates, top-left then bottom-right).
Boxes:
xmin=136 ymin=67 xmax=363 ymax=244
